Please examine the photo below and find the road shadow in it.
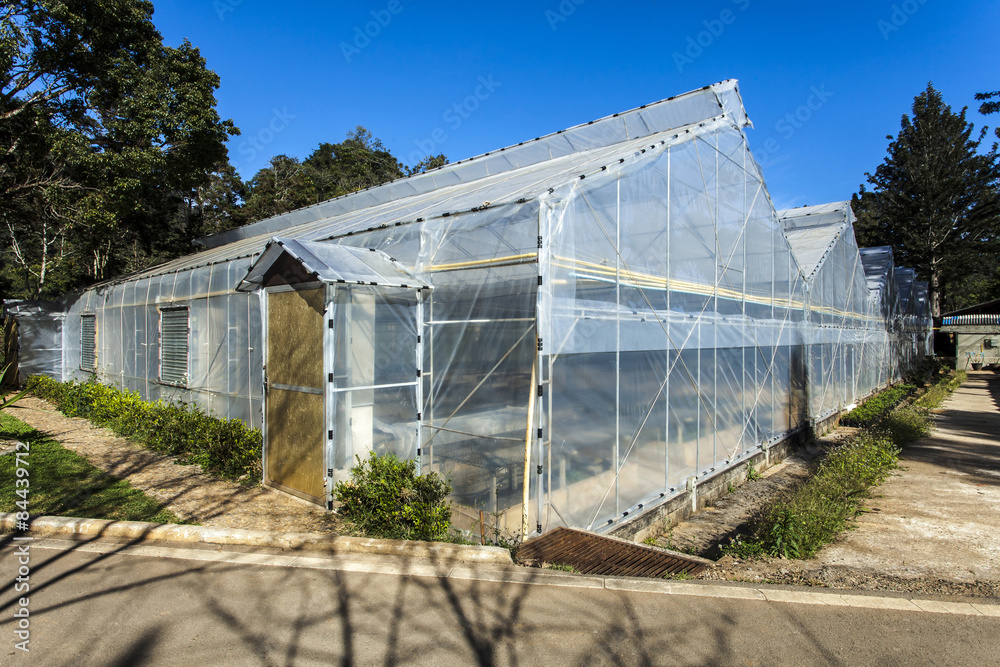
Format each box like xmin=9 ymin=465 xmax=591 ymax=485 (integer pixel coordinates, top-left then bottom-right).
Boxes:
xmin=0 ymin=526 xmax=762 ymax=666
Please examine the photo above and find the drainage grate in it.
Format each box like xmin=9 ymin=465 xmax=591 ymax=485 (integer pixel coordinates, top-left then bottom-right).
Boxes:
xmin=516 ymin=527 xmax=709 ymax=578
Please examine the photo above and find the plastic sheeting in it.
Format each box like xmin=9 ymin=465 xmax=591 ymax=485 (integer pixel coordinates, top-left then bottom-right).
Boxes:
xmin=59 ymin=259 xmax=264 ymax=428
xmin=16 ymin=79 xmax=932 ymax=535
xmin=5 ymin=301 xmax=63 ymax=378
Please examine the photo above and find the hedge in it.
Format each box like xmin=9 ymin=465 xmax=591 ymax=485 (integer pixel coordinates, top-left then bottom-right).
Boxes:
xmin=27 ymin=375 xmax=262 ymax=482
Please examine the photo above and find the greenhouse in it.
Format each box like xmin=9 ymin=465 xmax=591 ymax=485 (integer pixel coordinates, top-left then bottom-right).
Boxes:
xmin=7 ymin=79 xmax=931 ymax=536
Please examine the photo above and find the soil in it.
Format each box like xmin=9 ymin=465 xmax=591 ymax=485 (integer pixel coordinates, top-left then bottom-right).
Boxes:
xmin=5 ymin=397 xmax=345 ymax=535
xmin=646 ymin=371 xmax=1000 ymax=600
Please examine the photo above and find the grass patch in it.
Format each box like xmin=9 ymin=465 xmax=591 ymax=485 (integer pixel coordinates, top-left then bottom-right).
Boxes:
xmin=724 ymin=431 xmax=902 ymax=559
xmin=0 ymin=412 xmax=187 ymax=524
xmin=546 ymin=563 xmax=575 ymax=573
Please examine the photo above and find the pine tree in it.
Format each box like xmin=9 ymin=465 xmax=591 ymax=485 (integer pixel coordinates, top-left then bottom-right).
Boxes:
xmin=853 ymin=84 xmax=1000 ymax=316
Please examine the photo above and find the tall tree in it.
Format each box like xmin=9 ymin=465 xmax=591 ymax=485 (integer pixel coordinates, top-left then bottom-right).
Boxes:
xmin=1 ymin=1 xmax=238 ymax=295
xmin=407 ymin=152 xmax=448 ymax=176
xmin=243 ymin=155 xmax=317 ymax=221
xmin=187 ymin=162 xmax=247 ymax=238
xmin=976 ymin=89 xmax=1000 ymax=140
xmin=853 ymin=84 xmax=1000 ymax=316
xmin=240 ymin=128 xmax=449 ymax=224
xmin=303 ymin=126 xmax=404 ymax=202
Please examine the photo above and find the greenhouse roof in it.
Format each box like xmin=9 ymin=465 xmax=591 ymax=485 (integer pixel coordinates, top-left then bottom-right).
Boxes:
xmin=102 ymin=82 xmax=753 ymax=286
xmin=195 ymin=80 xmax=749 ymax=250
xmin=859 ymin=246 xmax=894 ymax=293
xmin=778 ymin=202 xmax=852 ymax=282
xmin=895 ymin=267 xmax=917 ymax=311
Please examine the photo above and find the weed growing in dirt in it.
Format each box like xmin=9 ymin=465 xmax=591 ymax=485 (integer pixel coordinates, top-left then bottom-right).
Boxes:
xmin=746 ymin=462 xmax=762 ymax=482
xmin=915 ymin=371 xmax=966 ymax=409
xmin=470 ymin=511 xmax=522 ymax=556
xmin=879 ymin=405 xmax=931 ymax=444
xmin=546 ymin=563 xmax=575 ymax=573
xmin=664 ymin=571 xmax=692 ymax=580
xmin=720 ymin=534 xmax=765 ymax=559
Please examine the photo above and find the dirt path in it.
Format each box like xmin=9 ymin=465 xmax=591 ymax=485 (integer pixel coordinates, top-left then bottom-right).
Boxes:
xmin=6 ymin=397 xmax=338 ymax=534
xmin=663 ymin=371 xmax=1000 ymax=599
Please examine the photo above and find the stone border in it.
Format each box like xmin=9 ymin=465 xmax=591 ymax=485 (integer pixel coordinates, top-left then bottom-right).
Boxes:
xmin=0 ymin=514 xmax=512 ymax=564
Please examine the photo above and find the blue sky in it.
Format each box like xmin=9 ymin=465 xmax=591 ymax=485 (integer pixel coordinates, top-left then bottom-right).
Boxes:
xmin=152 ymin=0 xmax=999 ymax=210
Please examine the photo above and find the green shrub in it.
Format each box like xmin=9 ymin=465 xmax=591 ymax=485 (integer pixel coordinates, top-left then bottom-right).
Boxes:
xmin=333 ymin=454 xmax=452 ymax=542
xmin=26 ymin=375 xmax=262 ymax=482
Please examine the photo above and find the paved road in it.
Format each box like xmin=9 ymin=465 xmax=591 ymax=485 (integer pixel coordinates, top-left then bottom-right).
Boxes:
xmin=2 ymin=536 xmax=998 ymax=666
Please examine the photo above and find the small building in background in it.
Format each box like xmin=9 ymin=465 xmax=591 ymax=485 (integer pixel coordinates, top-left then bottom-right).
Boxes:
xmin=940 ymin=299 xmax=1000 ymax=370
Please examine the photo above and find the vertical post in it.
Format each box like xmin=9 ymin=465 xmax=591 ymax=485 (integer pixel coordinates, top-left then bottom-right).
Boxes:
xmin=428 ymin=292 xmax=435 ymax=472
xmin=696 ymin=325 xmax=701 ymax=473
xmin=741 ymin=137 xmax=748 ymax=455
xmin=415 ymin=288 xmax=425 ymax=474
xmin=324 ymin=282 xmax=335 ymax=507
xmin=521 ymin=355 xmax=537 ymax=541
xmin=665 ymin=147 xmax=671 ymax=492
xmin=615 ymin=177 xmax=621 ymax=516
xmin=536 ymin=198 xmax=554 ymax=535
xmin=144 ymin=277 xmax=153 ymax=399
xmin=713 ymin=133 xmax=719 ymax=466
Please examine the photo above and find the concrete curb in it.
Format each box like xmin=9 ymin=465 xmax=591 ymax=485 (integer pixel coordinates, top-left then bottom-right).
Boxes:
xmin=0 ymin=514 xmax=513 ymax=565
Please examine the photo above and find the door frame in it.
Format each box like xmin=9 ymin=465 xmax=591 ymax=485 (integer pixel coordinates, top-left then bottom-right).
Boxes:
xmin=262 ymin=281 xmax=427 ymax=509
xmin=261 ymin=281 xmax=327 ymax=505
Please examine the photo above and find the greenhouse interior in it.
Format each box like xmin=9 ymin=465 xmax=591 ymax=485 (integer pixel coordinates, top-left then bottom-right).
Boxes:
xmin=6 ymin=79 xmax=932 ymax=536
